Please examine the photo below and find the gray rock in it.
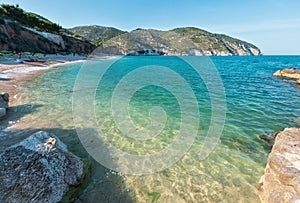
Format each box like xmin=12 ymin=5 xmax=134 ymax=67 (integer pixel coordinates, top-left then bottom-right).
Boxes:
xmin=0 ymin=131 xmax=83 ymax=203
xmin=259 ymin=133 xmax=275 ymax=144
xmin=0 ymin=93 xmax=9 ymax=109
xmin=0 ymin=108 xmax=6 ymax=118
xmin=258 ymin=128 xmax=300 ymax=203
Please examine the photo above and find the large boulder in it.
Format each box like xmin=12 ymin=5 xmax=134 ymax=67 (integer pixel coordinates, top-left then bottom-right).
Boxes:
xmin=0 ymin=131 xmax=83 ymax=203
xmin=273 ymin=67 xmax=300 ymax=79
xmin=258 ymin=128 xmax=300 ymax=203
xmin=0 ymin=93 xmax=9 ymax=109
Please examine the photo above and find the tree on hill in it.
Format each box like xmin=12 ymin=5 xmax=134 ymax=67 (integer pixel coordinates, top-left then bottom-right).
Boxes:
xmin=0 ymin=4 xmax=62 ymax=34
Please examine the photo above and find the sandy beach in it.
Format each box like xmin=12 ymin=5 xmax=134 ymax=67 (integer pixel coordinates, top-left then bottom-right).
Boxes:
xmin=0 ymin=54 xmax=86 ymax=151
xmin=0 ymin=54 xmax=86 ymax=105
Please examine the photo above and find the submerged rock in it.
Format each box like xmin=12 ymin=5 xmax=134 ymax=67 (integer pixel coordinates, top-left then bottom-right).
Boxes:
xmin=0 ymin=93 xmax=9 ymax=109
xmin=259 ymin=133 xmax=276 ymax=145
xmin=258 ymin=128 xmax=300 ymax=203
xmin=0 ymin=131 xmax=83 ymax=203
xmin=273 ymin=67 xmax=300 ymax=80
xmin=259 ymin=130 xmax=282 ymax=145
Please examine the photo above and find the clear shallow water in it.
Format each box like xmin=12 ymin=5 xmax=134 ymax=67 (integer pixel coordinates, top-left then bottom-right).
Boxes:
xmin=16 ymin=56 xmax=300 ymax=202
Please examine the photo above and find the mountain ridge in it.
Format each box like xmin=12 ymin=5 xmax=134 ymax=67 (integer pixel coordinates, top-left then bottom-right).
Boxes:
xmin=67 ymin=25 xmax=125 ymax=46
xmin=97 ymin=27 xmax=261 ymax=56
xmin=0 ymin=4 xmax=261 ymax=56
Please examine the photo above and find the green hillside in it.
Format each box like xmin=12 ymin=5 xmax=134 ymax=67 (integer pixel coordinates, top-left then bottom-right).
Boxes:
xmin=101 ymin=27 xmax=261 ymax=56
xmin=68 ymin=25 xmax=125 ymax=46
xmin=0 ymin=4 xmax=261 ymax=56
xmin=0 ymin=4 xmax=95 ymax=54
xmin=0 ymin=4 xmax=61 ymax=34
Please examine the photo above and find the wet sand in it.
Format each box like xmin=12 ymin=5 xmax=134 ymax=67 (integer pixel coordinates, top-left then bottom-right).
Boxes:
xmin=0 ymin=56 xmax=85 ymax=105
xmin=0 ymin=56 xmax=86 ymax=141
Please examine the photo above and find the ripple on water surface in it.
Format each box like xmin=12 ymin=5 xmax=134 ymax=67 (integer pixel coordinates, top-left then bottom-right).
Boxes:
xmin=15 ymin=56 xmax=300 ymax=202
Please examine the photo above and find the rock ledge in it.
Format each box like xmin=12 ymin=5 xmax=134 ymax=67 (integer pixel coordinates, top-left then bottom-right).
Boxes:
xmin=258 ymin=128 xmax=300 ymax=203
xmin=273 ymin=67 xmax=300 ymax=84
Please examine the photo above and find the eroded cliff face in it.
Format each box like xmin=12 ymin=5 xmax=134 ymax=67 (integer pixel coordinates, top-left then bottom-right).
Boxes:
xmin=258 ymin=128 xmax=300 ymax=203
xmin=198 ymin=41 xmax=260 ymax=56
xmin=0 ymin=22 xmax=95 ymax=54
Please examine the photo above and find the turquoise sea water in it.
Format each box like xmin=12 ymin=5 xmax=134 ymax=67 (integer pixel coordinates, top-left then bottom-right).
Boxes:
xmin=17 ymin=56 xmax=300 ymax=202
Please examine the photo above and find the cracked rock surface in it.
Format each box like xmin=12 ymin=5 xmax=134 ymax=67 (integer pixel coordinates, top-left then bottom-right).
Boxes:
xmin=258 ymin=128 xmax=300 ymax=203
xmin=0 ymin=131 xmax=83 ymax=203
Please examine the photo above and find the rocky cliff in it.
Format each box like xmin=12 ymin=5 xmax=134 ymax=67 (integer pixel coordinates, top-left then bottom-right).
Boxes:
xmin=0 ymin=4 xmax=95 ymax=54
xmin=258 ymin=128 xmax=300 ymax=202
xmin=0 ymin=21 xmax=95 ymax=54
xmin=99 ymin=27 xmax=261 ymax=56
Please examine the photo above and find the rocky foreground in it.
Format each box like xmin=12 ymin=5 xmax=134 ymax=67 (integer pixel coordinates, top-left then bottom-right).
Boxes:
xmin=0 ymin=131 xmax=83 ymax=203
xmin=273 ymin=67 xmax=300 ymax=84
xmin=258 ymin=128 xmax=300 ymax=202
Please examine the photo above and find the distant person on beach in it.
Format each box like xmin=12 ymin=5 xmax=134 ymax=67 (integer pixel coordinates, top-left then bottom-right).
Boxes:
xmin=17 ymin=52 xmax=22 ymax=63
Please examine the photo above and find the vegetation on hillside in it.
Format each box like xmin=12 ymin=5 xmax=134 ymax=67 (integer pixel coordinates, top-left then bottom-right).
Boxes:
xmin=102 ymin=27 xmax=261 ymax=56
xmin=0 ymin=4 xmax=96 ymax=54
xmin=0 ymin=4 xmax=61 ymax=34
xmin=0 ymin=4 xmax=261 ymax=56
xmin=171 ymin=27 xmax=259 ymax=53
xmin=0 ymin=20 xmax=96 ymax=54
xmin=68 ymin=25 xmax=125 ymax=46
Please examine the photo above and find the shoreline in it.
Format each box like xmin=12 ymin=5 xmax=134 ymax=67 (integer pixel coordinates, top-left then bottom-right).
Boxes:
xmin=0 ymin=56 xmax=94 ymax=202
xmin=0 ymin=56 xmax=86 ymax=105
xmin=0 ymin=56 xmax=299 ymax=202
xmin=0 ymin=55 xmax=86 ymax=150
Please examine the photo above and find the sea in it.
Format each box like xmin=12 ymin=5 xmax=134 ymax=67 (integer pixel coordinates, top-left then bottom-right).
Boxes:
xmin=15 ymin=56 xmax=300 ymax=202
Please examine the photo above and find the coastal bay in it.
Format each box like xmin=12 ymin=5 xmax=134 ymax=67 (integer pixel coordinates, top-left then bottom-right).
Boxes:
xmin=1 ymin=56 xmax=299 ymax=202
xmin=0 ymin=1 xmax=299 ymax=202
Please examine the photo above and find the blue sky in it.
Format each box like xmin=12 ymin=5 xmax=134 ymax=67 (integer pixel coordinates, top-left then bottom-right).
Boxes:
xmin=2 ymin=0 xmax=300 ymax=55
